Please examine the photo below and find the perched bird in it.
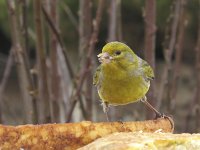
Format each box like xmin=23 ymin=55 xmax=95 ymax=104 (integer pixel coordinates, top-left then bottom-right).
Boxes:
xmin=93 ymin=41 xmax=162 ymax=121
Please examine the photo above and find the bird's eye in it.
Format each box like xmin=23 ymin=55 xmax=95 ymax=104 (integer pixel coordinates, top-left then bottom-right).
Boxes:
xmin=115 ymin=50 xmax=121 ymax=55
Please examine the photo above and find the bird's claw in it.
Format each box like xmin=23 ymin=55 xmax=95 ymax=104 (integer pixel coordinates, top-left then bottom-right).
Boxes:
xmin=155 ymin=112 xmax=165 ymax=119
xmin=154 ymin=113 xmax=174 ymax=131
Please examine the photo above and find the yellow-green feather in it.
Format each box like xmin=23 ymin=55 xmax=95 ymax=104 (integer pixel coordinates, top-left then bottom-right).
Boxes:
xmin=93 ymin=65 xmax=101 ymax=86
xmin=139 ymin=59 xmax=155 ymax=80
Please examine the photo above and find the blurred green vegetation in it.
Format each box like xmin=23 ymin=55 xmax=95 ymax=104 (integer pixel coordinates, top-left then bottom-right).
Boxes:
xmin=0 ymin=0 xmax=199 ymax=61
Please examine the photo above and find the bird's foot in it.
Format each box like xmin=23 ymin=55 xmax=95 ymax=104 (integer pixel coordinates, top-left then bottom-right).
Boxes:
xmin=154 ymin=113 xmax=174 ymax=131
xmin=155 ymin=112 xmax=165 ymax=119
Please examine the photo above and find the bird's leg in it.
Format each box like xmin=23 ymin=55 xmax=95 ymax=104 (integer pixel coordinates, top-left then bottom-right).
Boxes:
xmin=102 ymin=102 xmax=110 ymax=121
xmin=141 ymin=96 xmax=163 ymax=118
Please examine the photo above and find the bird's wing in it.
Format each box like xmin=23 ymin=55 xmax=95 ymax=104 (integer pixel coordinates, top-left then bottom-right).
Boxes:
xmin=93 ymin=65 xmax=101 ymax=86
xmin=139 ymin=59 xmax=155 ymax=80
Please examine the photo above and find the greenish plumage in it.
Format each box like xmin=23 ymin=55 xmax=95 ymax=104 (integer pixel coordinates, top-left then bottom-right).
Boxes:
xmin=93 ymin=41 xmax=155 ymax=117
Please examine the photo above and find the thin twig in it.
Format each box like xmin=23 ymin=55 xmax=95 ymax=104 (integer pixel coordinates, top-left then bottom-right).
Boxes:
xmin=144 ymin=0 xmax=156 ymax=119
xmin=157 ymin=0 xmax=181 ymax=110
xmin=7 ymin=0 xmax=36 ymax=123
xmin=0 ymin=50 xmax=14 ymax=123
xmin=108 ymin=0 xmax=117 ymax=41
xmin=166 ymin=1 xmax=181 ymax=63
xmin=185 ymin=5 xmax=200 ymax=131
xmin=34 ymin=0 xmax=51 ymax=123
xmin=79 ymin=0 xmax=93 ymax=120
xmin=21 ymin=0 xmax=38 ymax=123
xmin=42 ymin=3 xmax=88 ymax=120
xmin=194 ymin=0 xmax=200 ymax=132
xmin=169 ymin=0 xmax=187 ymax=112
xmin=117 ymin=0 xmax=123 ymax=41
xmin=67 ymin=67 xmax=90 ymax=122
xmin=42 ymin=5 xmax=74 ymax=79
xmin=48 ymin=0 xmax=61 ymax=123
xmin=67 ymin=0 xmax=105 ymax=122
xmin=108 ymin=0 xmax=122 ymax=42
xmin=21 ymin=0 xmax=29 ymax=55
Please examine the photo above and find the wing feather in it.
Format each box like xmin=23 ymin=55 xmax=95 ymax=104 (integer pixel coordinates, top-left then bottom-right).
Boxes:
xmin=138 ymin=57 xmax=154 ymax=80
xmin=93 ymin=65 xmax=101 ymax=86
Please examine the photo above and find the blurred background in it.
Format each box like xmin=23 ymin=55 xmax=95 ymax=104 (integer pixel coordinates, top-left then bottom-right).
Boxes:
xmin=0 ymin=0 xmax=199 ymax=133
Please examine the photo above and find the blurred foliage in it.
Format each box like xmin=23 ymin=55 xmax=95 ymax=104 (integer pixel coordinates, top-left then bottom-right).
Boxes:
xmin=0 ymin=0 xmax=199 ymax=63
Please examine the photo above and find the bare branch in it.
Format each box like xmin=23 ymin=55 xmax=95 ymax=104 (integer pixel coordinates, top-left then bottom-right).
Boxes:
xmin=117 ymin=0 xmax=123 ymax=41
xmin=169 ymin=0 xmax=187 ymax=112
xmin=20 ymin=0 xmax=38 ymax=123
xmin=108 ymin=0 xmax=117 ymax=41
xmin=185 ymin=0 xmax=200 ymax=132
xmin=42 ymin=5 xmax=74 ymax=79
xmin=34 ymin=0 xmax=51 ymax=123
xmin=21 ymin=0 xmax=29 ymax=55
xmin=79 ymin=0 xmax=93 ymax=120
xmin=0 ymin=50 xmax=14 ymax=123
xmin=108 ymin=0 xmax=122 ymax=42
xmin=42 ymin=2 xmax=88 ymax=121
xmin=194 ymin=1 xmax=200 ymax=131
xmin=47 ymin=0 xmax=61 ymax=123
xmin=79 ymin=0 xmax=92 ymax=57
xmin=6 ymin=0 xmax=36 ymax=123
xmin=144 ymin=0 xmax=156 ymax=118
xmin=157 ymin=0 xmax=181 ymax=110
xmin=67 ymin=0 xmax=105 ymax=122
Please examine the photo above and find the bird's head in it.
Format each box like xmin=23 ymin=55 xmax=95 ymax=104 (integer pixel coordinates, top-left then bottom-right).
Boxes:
xmin=98 ymin=41 xmax=136 ymax=67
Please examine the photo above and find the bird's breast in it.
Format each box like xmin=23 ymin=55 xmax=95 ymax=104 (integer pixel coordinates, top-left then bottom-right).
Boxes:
xmin=98 ymin=66 xmax=150 ymax=105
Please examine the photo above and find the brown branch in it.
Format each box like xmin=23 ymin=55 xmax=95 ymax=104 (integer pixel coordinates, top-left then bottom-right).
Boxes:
xmin=166 ymin=1 xmax=181 ymax=63
xmin=20 ymin=0 xmax=38 ymax=123
xmin=34 ymin=0 xmax=51 ymax=123
xmin=42 ymin=3 xmax=88 ymax=120
xmin=144 ymin=0 xmax=156 ymax=119
xmin=157 ymin=0 xmax=181 ymax=110
xmin=47 ymin=0 xmax=61 ymax=123
xmin=185 ymin=9 xmax=200 ymax=131
xmin=108 ymin=0 xmax=122 ymax=42
xmin=21 ymin=0 xmax=29 ymax=55
xmin=117 ymin=0 xmax=123 ymax=41
xmin=7 ymin=0 xmax=36 ymax=124
xmin=0 ymin=118 xmax=173 ymax=149
xmin=42 ymin=5 xmax=74 ymax=80
xmin=108 ymin=0 xmax=117 ymax=41
xmin=0 ymin=50 xmax=14 ymax=123
xmin=169 ymin=0 xmax=187 ymax=112
xmin=184 ymin=15 xmax=200 ymax=129
xmin=194 ymin=1 xmax=200 ymax=132
xmin=79 ymin=0 xmax=93 ymax=120
xmin=67 ymin=0 xmax=105 ymax=122
xmin=67 ymin=68 xmax=90 ymax=122
xmin=79 ymin=0 xmax=92 ymax=57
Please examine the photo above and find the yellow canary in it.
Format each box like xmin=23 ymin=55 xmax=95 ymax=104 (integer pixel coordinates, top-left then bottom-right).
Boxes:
xmin=93 ymin=41 xmax=161 ymax=120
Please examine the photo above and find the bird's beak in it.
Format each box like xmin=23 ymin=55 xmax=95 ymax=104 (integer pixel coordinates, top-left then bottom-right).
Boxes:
xmin=97 ymin=52 xmax=113 ymax=63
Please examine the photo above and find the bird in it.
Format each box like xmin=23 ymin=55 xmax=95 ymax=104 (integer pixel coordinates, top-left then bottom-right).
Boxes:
xmin=93 ymin=41 xmax=162 ymax=121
